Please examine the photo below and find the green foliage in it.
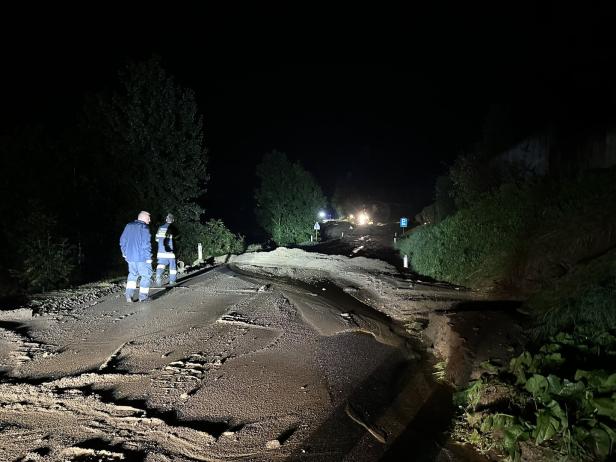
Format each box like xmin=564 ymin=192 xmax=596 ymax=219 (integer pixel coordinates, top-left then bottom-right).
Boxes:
xmin=455 ymin=330 xmax=616 ymax=461
xmin=197 ymin=219 xmax=245 ymax=258
xmin=533 ymin=274 xmax=616 ymax=338
xmin=399 ymin=167 xmax=616 ymax=294
xmin=432 ymin=175 xmax=456 ymax=222
xmin=10 ymin=207 xmax=75 ymax=293
xmin=453 ymin=379 xmax=485 ymax=410
xmin=398 ymin=183 xmax=533 ymax=285
xmin=255 ymin=151 xmax=326 ymax=245
xmin=448 ymin=153 xmax=493 ymax=209
xmin=433 ymin=360 xmax=448 ymax=383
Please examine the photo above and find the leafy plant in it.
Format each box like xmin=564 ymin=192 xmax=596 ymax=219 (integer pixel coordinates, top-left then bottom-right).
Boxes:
xmin=454 ymin=330 xmax=616 ymax=460
xmin=433 ymin=360 xmax=448 ymax=383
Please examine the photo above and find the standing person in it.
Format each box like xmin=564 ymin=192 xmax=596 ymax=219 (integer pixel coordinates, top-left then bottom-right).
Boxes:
xmin=155 ymin=213 xmax=177 ymax=286
xmin=120 ymin=211 xmax=153 ymax=302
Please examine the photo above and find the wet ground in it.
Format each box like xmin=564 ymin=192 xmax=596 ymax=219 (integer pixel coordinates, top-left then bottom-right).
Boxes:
xmin=0 ymin=260 xmax=453 ymax=461
xmin=0 ymin=222 xmax=526 ymax=461
xmin=301 ymin=221 xmax=409 ymax=272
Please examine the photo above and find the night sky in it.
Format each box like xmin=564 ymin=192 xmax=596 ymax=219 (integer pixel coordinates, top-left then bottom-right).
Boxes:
xmin=3 ymin=5 xmax=616 ymax=239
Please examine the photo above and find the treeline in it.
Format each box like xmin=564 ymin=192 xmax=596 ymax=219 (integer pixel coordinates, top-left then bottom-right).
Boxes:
xmin=0 ymin=57 xmax=329 ymax=299
xmin=0 ymin=57 xmax=243 ymax=298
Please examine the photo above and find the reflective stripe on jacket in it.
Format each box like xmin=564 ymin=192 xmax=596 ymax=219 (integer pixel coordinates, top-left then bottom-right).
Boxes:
xmin=156 ymin=222 xmax=175 ymax=259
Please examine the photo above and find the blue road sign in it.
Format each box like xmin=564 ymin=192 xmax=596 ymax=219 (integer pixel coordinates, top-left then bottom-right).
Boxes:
xmin=400 ymin=217 xmax=408 ymax=228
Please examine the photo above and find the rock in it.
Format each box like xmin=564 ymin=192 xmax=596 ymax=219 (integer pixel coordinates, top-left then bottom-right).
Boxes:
xmin=266 ymin=439 xmax=281 ymax=449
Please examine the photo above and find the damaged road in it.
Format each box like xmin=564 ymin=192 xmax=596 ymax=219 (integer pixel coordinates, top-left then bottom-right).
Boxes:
xmin=0 ymin=248 xmax=524 ymax=461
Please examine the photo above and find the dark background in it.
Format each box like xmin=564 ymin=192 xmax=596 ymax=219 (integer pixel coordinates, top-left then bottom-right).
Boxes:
xmin=2 ymin=4 xmax=616 ymax=240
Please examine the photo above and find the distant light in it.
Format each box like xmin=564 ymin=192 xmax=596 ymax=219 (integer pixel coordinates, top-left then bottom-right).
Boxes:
xmin=358 ymin=212 xmax=369 ymax=225
xmin=318 ymin=210 xmax=326 ymax=219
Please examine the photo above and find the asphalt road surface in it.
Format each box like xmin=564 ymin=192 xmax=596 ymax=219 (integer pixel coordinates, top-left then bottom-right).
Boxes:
xmin=0 ymin=258 xmax=450 ymax=461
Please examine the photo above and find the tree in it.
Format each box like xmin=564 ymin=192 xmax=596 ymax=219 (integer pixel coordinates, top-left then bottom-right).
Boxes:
xmin=255 ymin=151 xmax=326 ymax=245
xmin=81 ymin=56 xmax=208 ymax=262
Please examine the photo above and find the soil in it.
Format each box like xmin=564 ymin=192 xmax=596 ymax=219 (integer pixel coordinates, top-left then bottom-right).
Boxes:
xmin=0 ymin=220 xmax=527 ymax=461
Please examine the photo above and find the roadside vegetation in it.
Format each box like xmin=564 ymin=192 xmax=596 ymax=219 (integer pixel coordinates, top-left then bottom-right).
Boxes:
xmin=454 ymin=273 xmax=616 ymax=461
xmin=254 ymin=150 xmax=327 ymax=246
xmin=397 ymin=166 xmax=616 ymax=297
xmin=0 ymin=57 xmax=240 ymax=297
xmin=398 ymin=147 xmax=616 ymax=459
xmin=198 ymin=219 xmax=245 ymax=258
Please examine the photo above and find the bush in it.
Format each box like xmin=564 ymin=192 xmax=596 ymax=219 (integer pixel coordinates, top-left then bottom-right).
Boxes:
xmin=245 ymin=243 xmax=264 ymax=253
xmin=448 ymin=153 xmax=492 ymax=209
xmin=399 ymin=167 xmax=616 ymax=291
xmin=198 ymin=219 xmax=245 ymax=258
xmin=10 ymin=208 xmax=75 ymax=293
xmin=398 ymin=183 xmax=534 ymax=286
xmin=12 ymin=235 xmax=75 ymax=293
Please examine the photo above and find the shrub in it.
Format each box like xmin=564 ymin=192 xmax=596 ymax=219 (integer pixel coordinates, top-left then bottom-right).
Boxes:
xmin=10 ymin=208 xmax=75 ymax=293
xmin=12 ymin=235 xmax=75 ymax=293
xmin=399 ymin=167 xmax=616 ymax=291
xmin=448 ymin=153 xmax=492 ymax=209
xmin=198 ymin=219 xmax=245 ymax=258
xmin=245 ymin=243 xmax=264 ymax=253
xmin=398 ymin=183 xmax=534 ymax=286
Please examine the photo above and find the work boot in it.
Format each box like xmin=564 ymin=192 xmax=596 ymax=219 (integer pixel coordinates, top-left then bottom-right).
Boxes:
xmin=139 ymin=297 xmax=151 ymax=303
xmin=125 ymin=296 xmax=134 ymax=303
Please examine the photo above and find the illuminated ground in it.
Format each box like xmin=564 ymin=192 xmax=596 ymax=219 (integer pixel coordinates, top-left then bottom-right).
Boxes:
xmin=0 ymin=247 xmax=522 ymax=461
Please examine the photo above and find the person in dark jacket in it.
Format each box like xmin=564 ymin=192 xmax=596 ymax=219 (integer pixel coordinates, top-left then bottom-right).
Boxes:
xmin=155 ymin=213 xmax=178 ymax=286
xmin=119 ymin=211 xmax=153 ymax=302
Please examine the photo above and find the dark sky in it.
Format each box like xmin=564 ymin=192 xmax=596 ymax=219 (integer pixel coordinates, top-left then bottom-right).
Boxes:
xmin=3 ymin=5 xmax=616 ymax=238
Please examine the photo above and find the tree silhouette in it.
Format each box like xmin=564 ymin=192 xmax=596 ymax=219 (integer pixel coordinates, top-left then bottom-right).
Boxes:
xmin=82 ymin=56 xmax=209 ymax=262
xmin=255 ymin=151 xmax=326 ymax=245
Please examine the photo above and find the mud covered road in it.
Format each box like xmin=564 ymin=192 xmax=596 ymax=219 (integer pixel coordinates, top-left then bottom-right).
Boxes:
xmin=0 ymin=259 xmax=453 ymax=462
